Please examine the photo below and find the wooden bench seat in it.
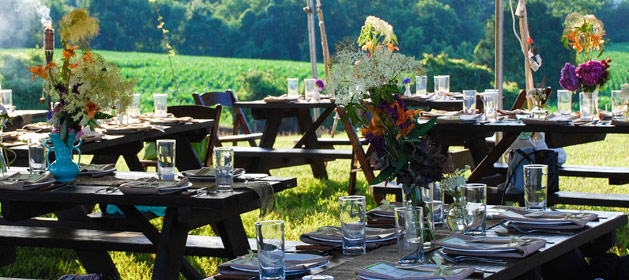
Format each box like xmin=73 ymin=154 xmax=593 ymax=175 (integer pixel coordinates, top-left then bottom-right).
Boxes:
xmin=0 ymin=224 xmax=308 ymax=259
xmin=232 ymin=147 xmax=353 ymax=159
xmin=219 ymin=133 xmax=263 ymax=143
xmin=293 ymin=137 xmax=368 ymax=146
xmin=493 ymin=163 xmax=629 ymax=185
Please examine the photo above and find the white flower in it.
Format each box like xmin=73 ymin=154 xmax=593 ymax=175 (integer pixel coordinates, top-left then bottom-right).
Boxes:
xmin=365 ymin=16 xmax=395 ymax=43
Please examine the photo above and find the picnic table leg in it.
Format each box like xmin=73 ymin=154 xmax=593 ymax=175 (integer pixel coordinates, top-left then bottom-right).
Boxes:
xmin=248 ymin=112 xmax=283 ymax=174
xmin=152 ymin=207 xmax=198 ymax=280
xmin=117 ymin=205 xmax=202 ymax=280
xmin=173 ymin=134 xmax=203 ymax=170
xmin=295 ymin=108 xmax=328 ymax=179
xmin=468 ymin=132 xmax=519 ymax=182
xmin=0 ymin=245 xmax=16 ymax=266
xmin=215 ymin=215 xmax=251 ymax=259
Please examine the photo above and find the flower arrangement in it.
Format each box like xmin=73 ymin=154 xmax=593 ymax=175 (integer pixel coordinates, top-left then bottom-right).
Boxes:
xmin=30 ymin=9 xmax=135 ymax=145
xmin=559 ymin=14 xmax=611 ymax=93
xmin=328 ymin=16 xmax=447 ymax=207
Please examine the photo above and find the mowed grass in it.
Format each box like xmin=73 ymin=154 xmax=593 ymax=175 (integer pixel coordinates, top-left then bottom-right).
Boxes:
xmin=0 ymin=133 xmax=628 ymax=279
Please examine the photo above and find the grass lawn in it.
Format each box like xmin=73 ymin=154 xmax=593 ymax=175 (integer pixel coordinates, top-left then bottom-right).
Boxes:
xmin=0 ymin=133 xmax=627 ymax=279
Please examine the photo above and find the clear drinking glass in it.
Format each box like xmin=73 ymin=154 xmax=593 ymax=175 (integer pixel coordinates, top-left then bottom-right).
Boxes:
xmin=256 ymin=220 xmax=285 ymax=280
xmin=612 ymin=90 xmax=627 ymax=118
xmin=395 ymin=206 xmax=424 ymax=265
xmin=156 ymin=139 xmax=176 ymax=180
xmin=339 ymin=195 xmax=366 ymax=256
xmin=463 ymin=90 xmax=477 ymax=114
xmin=153 ymin=93 xmax=168 ymax=117
xmin=483 ymin=90 xmax=498 ymax=122
xmin=580 ymin=92 xmax=594 ymax=121
xmin=129 ymin=93 xmax=141 ymax=118
xmin=421 ymin=182 xmax=444 ymax=227
xmin=434 ymin=75 xmax=450 ymax=99
xmin=215 ymin=147 xmax=234 ymax=192
xmin=557 ymin=90 xmax=572 ymax=115
xmin=416 ymin=75 xmax=427 ymax=96
xmin=523 ymin=164 xmax=548 ymax=211
xmin=462 ymin=183 xmax=487 ymax=236
xmin=1 ymin=89 xmax=13 ymax=112
xmin=28 ymin=136 xmax=47 ymax=174
xmin=287 ymin=78 xmax=298 ymax=97
xmin=304 ymin=79 xmax=316 ymax=102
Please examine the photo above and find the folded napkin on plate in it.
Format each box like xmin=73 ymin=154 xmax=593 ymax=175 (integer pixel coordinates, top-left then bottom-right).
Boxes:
xmin=181 ymin=167 xmax=245 ymax=178
xmin=300 ymin=226 xmax=396 ymax=248
xmin=103 ymin=123 xmax=153 ymax=134
xmin=119 ymin=177 xmax=189 ymax=195
xmin=436 ymin=114 xmax=481 ymax=124
xmin=445 ymin=92 xmax=463 ymax=99
xmin=494 ymin=207 xmax=598 ymax=230
xmin=22 ymin=122 xmax=52 ymax=133
xmin=263 ymin=94 xmax=301 ymax=103
xmin=421 ymin=110 xmax=460 ymax=118
xmin=0 ymin=173 xmax=55 ymax=191
xmin=147 ymin=116 xmax=194 ymax=125
xmin=611 ymin=119 xmax=629 ymax=126
xmin=521 ymin=114 xmax=578 ymax=125
xmin=401 ymin=93 xmax=435 ymax=101
xmin=432 ymin=232 xmax=546 ymax=259
xmin=80 ymin=163 xmax=116 ymax=173
xmin=355 ymin=261 xmax=475 ymax=280
xmin=498 ymin=109 xmax=526 ymax=118
xmin=217 ymin=252 xmax=330 ymax=278
xmin=366 ymin=201 xmax=401 ymax=226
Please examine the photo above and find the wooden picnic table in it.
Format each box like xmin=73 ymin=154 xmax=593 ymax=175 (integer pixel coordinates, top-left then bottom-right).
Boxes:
xmin=233 ymin=98 xmax=463 ymax=179
xmin=0 ymin=170 xmax=297 ymax=280
xmin=9 ymin=119 xmax=216 ymax=172
xmin=4 ymin=109 xmax=48 ymax=131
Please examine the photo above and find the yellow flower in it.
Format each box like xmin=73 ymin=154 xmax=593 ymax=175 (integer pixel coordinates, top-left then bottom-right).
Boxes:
xmin=59 ymin=8 xmax=100 ymax=45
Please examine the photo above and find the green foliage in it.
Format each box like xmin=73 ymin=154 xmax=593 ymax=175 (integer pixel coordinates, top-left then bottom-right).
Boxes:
xmin=0 ymin=50 xmax=47 ymax=110
xmin=237 ymin=69 xmax=283 ymax=101
xmin=596 ymin=1 xmax=629 ymax=43
xmin=421 ymin=53 xmax=494 ymax=93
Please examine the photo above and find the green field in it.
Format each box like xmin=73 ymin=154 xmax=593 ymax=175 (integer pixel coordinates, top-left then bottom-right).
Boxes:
xmin=0 ymin=45 xmax=628 ymax=279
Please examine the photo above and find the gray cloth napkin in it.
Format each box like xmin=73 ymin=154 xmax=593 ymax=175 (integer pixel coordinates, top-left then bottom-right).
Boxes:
xmin=234 ymin=181 xmax=275 ymax=216
xmin=300 ymin=226 xmax=396 ymax=249
xmin=355 ymin=261 xmax=475 ymax=280
xmin=494 ymin=207 xmax=598 ymax=230
xmin=0 ymin=173 xmax=55 ymax=191
xmin=432 ymin=232 xmax=547 ymax=258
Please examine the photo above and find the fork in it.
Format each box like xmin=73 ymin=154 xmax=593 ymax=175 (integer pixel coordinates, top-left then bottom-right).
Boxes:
xmin=507 ymin=222 xmax=576 ymax=236
xmin=436 ymin=250 xmax=507 ymax=264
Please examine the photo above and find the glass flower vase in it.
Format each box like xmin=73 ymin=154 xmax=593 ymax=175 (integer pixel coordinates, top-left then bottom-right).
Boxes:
xmin=530 ymin=97 xmax=546 ymax=119
xmin=402 ymin=184 xmax=434 ymax=242
xmin=579 ymin=86 xmax=600 ymax=121
xmin=445 ymin=198 xmax=466 ymax=233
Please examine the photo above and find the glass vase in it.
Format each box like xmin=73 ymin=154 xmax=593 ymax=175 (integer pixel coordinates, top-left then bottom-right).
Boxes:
xmin=401 ymin=184 xmax=435 ymax=242
xmin=445 ymin=199 xmax=466 ymax=233
xmin=530 ymin=97 xmax=546 ymax=119
xmin=579 ymin=86 xmax=600 ymax=122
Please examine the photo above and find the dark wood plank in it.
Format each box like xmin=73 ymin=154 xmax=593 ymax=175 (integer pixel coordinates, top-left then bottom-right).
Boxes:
xmin=152 ymin=208 xmax=200 ymax=280
xmin=215 ymin=216 xmax=251 ymax=259
xmin=233 ymin=147 xmax=353 ymax=159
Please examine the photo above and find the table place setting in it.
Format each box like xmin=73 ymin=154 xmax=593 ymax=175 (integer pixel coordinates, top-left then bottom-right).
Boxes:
xmin=0 ymin=172 xmax=56 ymax=191
xmin=366 ymin=201 xmax=401 ymax=226
xmin=217 ymin=252 xmax=331 ymax=278
xmin=520 ymin=113 xmax=580 ymax=125
xmin=300 ymin=226 xmax=397 ymax=249
xmin=79 ymin=163 xmax=116 ymax=177
xmin=263 ymin=94 xmax=303 ymax=103
xmin=180 ymin=166 xmax=246 ymax=180
xmin=431 ymin=232 xmax=546 ymax=259
xmin=21 ymin=122 xmax=53 ymax=133
xmin=118 ymin=177 xmax=191 ymax=195
xmin=435 ymin=114 xmax=483 ymax=124
xmin=354 ymin=261 xmax=475 ymax=280
xmin=493 ymin=207 xmax=599 ymax=230
xmin=100 ymin=122 xmax=155 ymax=134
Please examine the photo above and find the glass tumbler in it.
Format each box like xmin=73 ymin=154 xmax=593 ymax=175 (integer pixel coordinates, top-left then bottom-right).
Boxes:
xmin=463 ymin=90 xmax=476 ymax=114
xmin=256 ymin=220 xmax=285 ymax=280
xmin=28 ymin=136 xmax=47 ymax=174
xmin=287 ymin=78 xmax=298 ymax=97
xmin=416 ymin=75 xmax=427 ymax=96
xmin=395 ymin=206 xmax=424 ymax=265
xmin=523 ymin=164 xmax=548 ymax=211
xmin=557 ymin=90 xmax=572 ymax=115
xmin=462 ymin=183 xmax=487 ymax=236
xmin=483 ymin=90 xmax=498 ymax=122
xmin=339 ymin=195 xmax=366 ymax=256
xmin=156 ymin=139 xmax=176 ymax=180
xmin=304 ymin=79 xmax=316 ymax=101
xmin=214 ymin=147 xmax=234 ymax=192
xmin=612 ymin=90 xmax=627 ymax=118
xmin=1 ymin=89 xmax=13 ymax=112
xmin=153 ymin=93 xmax=168 ymax=117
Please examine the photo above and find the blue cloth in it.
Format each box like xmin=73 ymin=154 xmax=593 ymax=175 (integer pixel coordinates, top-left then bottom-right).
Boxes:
xmin=106 ymin=204 xmax=166 ymax=217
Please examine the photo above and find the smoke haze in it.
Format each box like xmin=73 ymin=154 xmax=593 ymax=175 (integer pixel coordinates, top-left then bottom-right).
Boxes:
xmin=0 ymin=0 xmax=52 ymax=48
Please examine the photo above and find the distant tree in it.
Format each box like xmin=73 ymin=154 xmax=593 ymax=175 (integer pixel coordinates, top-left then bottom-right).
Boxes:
xmin=596 ymin=0 xmax=629 ymax=42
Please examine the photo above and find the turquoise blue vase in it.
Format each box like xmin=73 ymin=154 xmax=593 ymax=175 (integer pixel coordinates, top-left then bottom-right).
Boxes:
xmin=46 ymin=133 xmax=82 ymax=182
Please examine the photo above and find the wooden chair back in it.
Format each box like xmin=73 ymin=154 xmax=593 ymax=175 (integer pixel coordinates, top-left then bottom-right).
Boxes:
xmin=193 ymin=90 xmax=258 ymax=147
xmin=167 ymin=105 xmax=222 ymax=166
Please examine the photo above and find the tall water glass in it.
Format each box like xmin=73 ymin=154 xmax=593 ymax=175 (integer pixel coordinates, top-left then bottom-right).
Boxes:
xmin=153 ymin=93 xmax=168 ymax=117
xmin=483 ymin=90 xmax=498 ymax=122
xmin=557 ymin=90 xmax=572 ymax=115
xmin=612 ymin=90 xmax=627 ymax=118
xmin=304 ymin=79 xmax=316 ymax=102
xmin=523 ymin=164 xmax=548 ymax=211
xmin=580 ymin=92 xmax=594 ymax=121
xmin=28 ymin=136 xmax=47 ymax=174
xmin=256 ymin=220 xmax=285 ymax=280
xmin=416 ymin=75 xmax=427 ymax=96
xmin=287 ymin=78 xmax=298 ymax=97
xmin=462 ymin=183 xmax=487 ymax=236
xmin=395 ymin=206 xmax=424 ymax=265
xmin=421 ymin=182 xmax=444 ymax=227
xmin=1 ymin=89 xmax=13 ymax=112
xmin=463 ymin=90 xmax=476 ymax=114
xmin=156 ymin=139 xmax=176 ymax=180
xmin=434 ymin=75 xmax=450 ymax=99
xmin=215 ymin=147 xmax=234 ymax=192
xmin=129 ymin=93 xmax=141 ymax=118
xmin=339 ymin=195 xmax=366 ymax=256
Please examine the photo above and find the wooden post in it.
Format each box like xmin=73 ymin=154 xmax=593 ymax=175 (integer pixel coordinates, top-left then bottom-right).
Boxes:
xmin=517 ymin=0 xmax=534 ymax=96
xmin=315 ymin=0 xmax=330 ymax=85
xmin=304 ymin=0 xmax=317 ymax=79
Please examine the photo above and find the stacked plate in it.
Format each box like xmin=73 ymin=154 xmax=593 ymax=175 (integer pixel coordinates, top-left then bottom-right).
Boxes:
xmin=217 ymin=253 xmax=330 ymax=277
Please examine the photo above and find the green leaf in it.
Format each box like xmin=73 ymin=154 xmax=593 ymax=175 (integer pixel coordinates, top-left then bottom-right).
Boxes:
xmin=407 ymin=117 xmax=436 ymax=139
xmin=394 ymin=144 xmax=408 ymax=175
xmin=372 ymin=166 xmax=395 ymax=185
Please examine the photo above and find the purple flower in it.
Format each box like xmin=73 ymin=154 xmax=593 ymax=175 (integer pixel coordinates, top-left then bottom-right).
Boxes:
xmin=46 ymin=110 xmax=53 ymax=120
xmin=576 ymin=60 xmax=606 ymax=87
xmin=559 ymin=63 xmax=579 ymax=92
xmin=402 ymin=77 xmax=411 ymax=85
xmin=315 ymin=79 xmax=325 ymax=91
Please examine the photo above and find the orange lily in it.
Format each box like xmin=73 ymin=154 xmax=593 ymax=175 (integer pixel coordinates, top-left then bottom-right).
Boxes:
xmin=386 ymin=42 xmax=399 ymax=52
xmin=29 ymin=64 xmax=47 ymax=80
xmin=85 ymin=102 xmax=100 ymax=120
xmin=590 ymin=33 xmax=605 ymax=50
xmin=395 ymin=106 xmax=415 ymax=127
xmin=82 ymin=52 xmax=94 ymax=64
xmin=361 ymin=41 xmax=373 ymax=52
xmin=63 ymin=45 xmax=79 ymax=60
xmin=566 ymin=30 xmax=584 ymax=54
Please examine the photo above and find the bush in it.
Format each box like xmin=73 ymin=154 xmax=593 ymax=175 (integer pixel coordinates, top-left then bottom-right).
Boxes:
xmin=421 ymin=53 xmax=494 ymax=93
xmin=0 ymin=50 xmax=48 ymax=111
xmin=237 ymin=69 xmax=284 ymax=101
